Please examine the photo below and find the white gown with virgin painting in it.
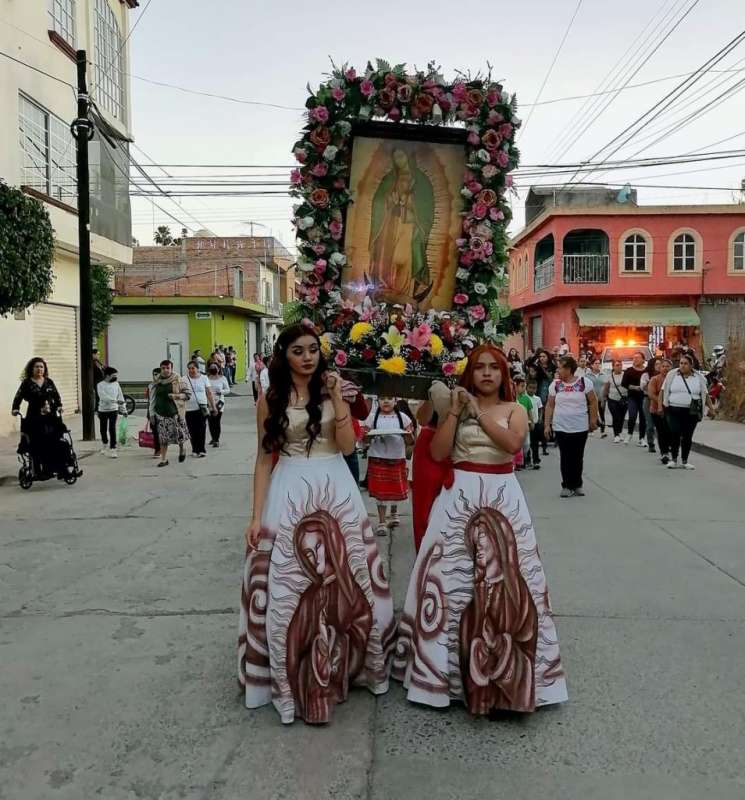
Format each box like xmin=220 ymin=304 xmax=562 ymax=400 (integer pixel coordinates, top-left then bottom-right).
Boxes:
xmin=238 ymin=399 xmax=395 ymax=724
xmin=393 ymin=412 xmax=568 ymax=714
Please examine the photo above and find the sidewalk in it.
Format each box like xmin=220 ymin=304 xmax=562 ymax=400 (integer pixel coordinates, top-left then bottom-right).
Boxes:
xmin=692 ymin=418 xmax=745 ymax=468
xmin=0 ymin=383 xmax=254 ymax=485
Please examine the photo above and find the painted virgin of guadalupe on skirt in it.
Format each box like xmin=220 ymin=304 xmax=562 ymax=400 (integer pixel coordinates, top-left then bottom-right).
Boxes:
xmin=368 ymin=148 xmax=434 ymax=304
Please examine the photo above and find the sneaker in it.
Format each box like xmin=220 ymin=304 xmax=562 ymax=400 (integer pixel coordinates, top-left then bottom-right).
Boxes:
xmin=208 ymin=440 xmax=215 ymax=446
xmin=560 ymin=488 xmax=572 ymax=498
xmin=197 ymin=452 xmax=207 ymax=458
xmin=648 ymin=446 xmax=656 ymax=453
xmin=600 ymin=432 xmax=608 ymax=438
xmin=667 ymin=461 xmax=679 ymax=469
xmin=661 ymin=455 xmax=670 ymax=465
xmin=100 ymin=446 xmax=108 ymax=455
xmin=682 ymin=462 xmax=696 ymax=470
xmin=622 ymin=436 xmax=630 ymax=445
xmin=613 ymin=435 xmax=621 ymax=444
xmin=388 ymin=512 xmax=401 ymax=528
xmin=375 ymin=523 xmax=388 ymax=537
xmin=542 ymin=449 xmax=549 ymax=456
xmin=109 ymin=449 xmax=118 ymax=458
xmin=213 ymin=441 xmax=220 ymax=448
xmin=638 ymin=439 xmax=647 ymax=447
xmin=572 ymin=488 xmax=586 ymax=496
xmin=532 ymin=463 xmax=541 ymax=470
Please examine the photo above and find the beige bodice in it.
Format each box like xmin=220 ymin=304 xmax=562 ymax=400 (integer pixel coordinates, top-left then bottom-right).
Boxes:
xmin=283 ymin=399 xmax=338 ymax=458
xmin=451 ymin=414 xmax=514 ymax=465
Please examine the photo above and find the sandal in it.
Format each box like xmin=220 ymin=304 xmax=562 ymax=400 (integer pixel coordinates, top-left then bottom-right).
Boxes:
xmin=157 ymin=460 xmax=169 ymax=468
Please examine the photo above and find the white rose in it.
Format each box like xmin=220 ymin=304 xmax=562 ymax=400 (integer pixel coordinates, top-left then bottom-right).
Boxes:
xmin=456 ymin=268 xmax=470 ymax=280
xmin=327 ymin=290 xmax=342 ymax=304
xmin=329 ymin=252 xmax=346 ymax=266
xmin=461 ymin=187 xmax=474 ymax=199
xmin=501 ymin=91 xmax=510 ymax=104
xmin=473 ymin=282 xmax=488 ymax=295
xmin=296 ymin=215 xmax=315 ymax=230
xmin=296 ymin=258 xmax=314 ymax=272
xmin=337 ymin=120 xmax=352 ymax=136
xmin=477 ymin=149 xmax=491 ymax=163
xmin=323 ymin=145 xmax=339 ymax=161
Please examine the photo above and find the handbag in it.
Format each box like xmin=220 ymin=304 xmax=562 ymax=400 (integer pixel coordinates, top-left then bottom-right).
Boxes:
xmin=138 ymin=420 xmax=155 ymax=449
xmin=680 ymin=373 xmax=704 ymax=420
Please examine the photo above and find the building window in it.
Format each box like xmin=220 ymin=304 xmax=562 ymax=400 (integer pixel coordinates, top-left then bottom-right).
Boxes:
xmin=18 ymin=94 xmax=77 ymax=207
xmin=733 ymin=232 xmax=745 ymax=271
xmin=623 ymin=234 xmax=647 ymax=271
xmin=49 ymin=0 xmax=76 ymax=45
xmin=673 ymin=233 xmax=696 ymax=271
xmin=94 ymin=0 xmax=124 ymax=119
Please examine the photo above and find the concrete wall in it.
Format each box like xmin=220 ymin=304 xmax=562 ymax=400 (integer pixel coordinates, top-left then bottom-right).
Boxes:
xmin=108 ymin=313 xmax=190 ymax=382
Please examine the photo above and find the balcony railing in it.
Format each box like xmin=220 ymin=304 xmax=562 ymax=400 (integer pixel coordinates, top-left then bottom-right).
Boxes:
xmin=563 ymin=254 xmax=609 ymax=284
xmin=534 ymin=256 xmax=555 ymax=291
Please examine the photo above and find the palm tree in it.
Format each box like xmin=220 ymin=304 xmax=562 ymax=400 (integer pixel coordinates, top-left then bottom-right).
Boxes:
xmin=154 ymin=225 xmax=173 ymax=246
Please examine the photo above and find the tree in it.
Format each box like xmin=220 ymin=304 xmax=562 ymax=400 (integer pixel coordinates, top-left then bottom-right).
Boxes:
xmin=91 ymin=264 xmax=114 ymax=338
xmin=0 ymin=182 xmax=55 ymax=315
xmin=154 ymin=225 xmax=173 ymax=246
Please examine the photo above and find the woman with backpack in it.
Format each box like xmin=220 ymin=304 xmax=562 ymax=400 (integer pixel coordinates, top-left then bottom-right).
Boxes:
xmin=604 ymin=357 xmax=629 ymax=443
xmin=364 ymin=397 xmax=414 ymax=536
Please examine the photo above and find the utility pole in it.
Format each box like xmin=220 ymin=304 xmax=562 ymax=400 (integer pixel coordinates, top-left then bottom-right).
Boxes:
xmin=72 ymin=50 xmax=95 ymax=440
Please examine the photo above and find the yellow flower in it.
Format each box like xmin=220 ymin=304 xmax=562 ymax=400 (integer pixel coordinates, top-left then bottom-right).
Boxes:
xmin=319 ymin=334 xmax=332 ymax=358
xmin=378 ymin=356 xmax=407 ymax=375
xmin=454 ymin=357 xmax=469 ymax=375
xmin=429 ymin=334 xmax=444 ymax=356
xmin=349 ymin=322 xmax=374 ymax=343
xmin=382 ymin=325 xmax=406 ymax=355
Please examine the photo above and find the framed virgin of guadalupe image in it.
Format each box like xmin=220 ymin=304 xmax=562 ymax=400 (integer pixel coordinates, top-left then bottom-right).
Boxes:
xmin=342 ymin=121 xmax=467 ymax=311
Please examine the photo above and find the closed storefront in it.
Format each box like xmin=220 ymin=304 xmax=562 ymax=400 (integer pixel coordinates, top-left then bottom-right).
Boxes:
xmin=699 ymin=298 xmax=745 ymax=351
xmin=108 ymin=313 xmax=190 ymax=381
xmin=31 ymin=303 xmax=80 ymax=412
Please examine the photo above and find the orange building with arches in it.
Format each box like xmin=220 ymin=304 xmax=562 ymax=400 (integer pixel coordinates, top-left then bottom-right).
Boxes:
xmin=508 ymin=192 xmax=745 ymax=358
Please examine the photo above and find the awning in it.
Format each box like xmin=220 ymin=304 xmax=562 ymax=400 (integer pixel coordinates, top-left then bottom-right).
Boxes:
xmin=576 ymin=305 xmax=700 ymax=327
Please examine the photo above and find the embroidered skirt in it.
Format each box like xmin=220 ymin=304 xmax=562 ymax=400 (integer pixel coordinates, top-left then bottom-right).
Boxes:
xmin=153 ymin=413 xmax=189 ymax=445
xmin=366 ymin=457 xmax=408 ymax=502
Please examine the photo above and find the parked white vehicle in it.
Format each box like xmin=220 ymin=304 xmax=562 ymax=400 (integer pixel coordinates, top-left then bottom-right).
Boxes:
xmin=599 ymin=345 xmax=652 ymax=372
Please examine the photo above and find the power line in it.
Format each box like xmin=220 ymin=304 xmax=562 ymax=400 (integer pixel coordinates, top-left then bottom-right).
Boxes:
xmin=0 ymin=49 xmax=75 ymax=89
xmin=519 ymin=0 xmax=584 ymax=140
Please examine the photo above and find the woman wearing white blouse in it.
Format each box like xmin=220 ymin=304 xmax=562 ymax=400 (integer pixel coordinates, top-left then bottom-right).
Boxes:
xmin=661 ymin=353 xmax=714 ymax=469
xmin=207 ymin=364 xmax=230 ymax=447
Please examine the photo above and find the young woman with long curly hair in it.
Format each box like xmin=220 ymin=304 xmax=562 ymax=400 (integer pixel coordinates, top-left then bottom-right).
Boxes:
xmin=392 ymin=345 xmax=568 ymax=715
xmin=238 ymin=324 xmax=395 ymax=725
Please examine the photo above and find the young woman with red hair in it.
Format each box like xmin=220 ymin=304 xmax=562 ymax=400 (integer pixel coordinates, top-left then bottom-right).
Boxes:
xmin=393 ymin=345 xmax=568 ymax=715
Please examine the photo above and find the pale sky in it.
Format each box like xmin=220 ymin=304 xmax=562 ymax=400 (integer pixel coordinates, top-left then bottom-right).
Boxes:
xmin=128 ymin=0 xmax=745 ymax=250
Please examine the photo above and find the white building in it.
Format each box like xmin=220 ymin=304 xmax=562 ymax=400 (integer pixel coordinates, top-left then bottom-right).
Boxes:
xmin=0 ymin=0 xmax=137 ymax=435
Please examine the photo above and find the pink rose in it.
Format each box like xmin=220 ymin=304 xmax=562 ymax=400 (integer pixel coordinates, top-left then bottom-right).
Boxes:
xmin=406 ymin=323 xmax=432 ymax=350
xmin=324 ymin=280 xmax=335 ymax=292
xmin=483 ymin=241 xmax=493 ymax=256
xmin=388 ymin=107 xmax=401 ymax=121
xmin=499 ymin=122 xmax=514 ymax=139
xmin=468 ymin=304 xmax=486 ymax=321
xmin=329 ymin=219 xmax=343 ymax=239
xmin=438 ymin=95 xmax=452 ymax=113
xmin=467 ymin=180 xmax=483 ymax=194
xmin=331 ymin=86 xmax=345 ymax=102
xmin=311 ymin=106 xmax=330 ymax=124
xmin=496 ymin=151 xmax=510 ymax=168
xmin=312 ymin=243 xmax=326 ymax=255
xmin=290 ymin=168 xmax=302 ymax=185
xmin=384 ymin=72 xmax=398 ymax=87
xmin=293 ymin=148 xmax=307 ymax=164
xmin=442 ymin=362 xmax=456 ymax=376
xmin=489 ymin=207 xmax=505 ymax=221
xmin=452 ymin=82 xmax=467 ymax=102
xmin=487 ymin=110 xmax=504 ymax=126
xmin=306 ymin=287 xmax=320 ymax=305
xmin=460 ymin=251 xmax=474 ymax=267
xmin=345 ymin=67 xmax=357 ymax=81
xmin=310 ymin=161 xmax=329 ymax=178
xmin=455 ymin=237 xmax=468 ymax=248
xmin=334 ymin=350 xmax=348 ymax=367
xmin=506 ymin=175 xmax=514 ymax=188
xmin=472 ymin=201 xmax=488 ymax=219
xmin=360 ymin=79 xmax=375 ymax=98
xmin=333 ymin=178 xmax=346 ymax=189
xmin=482 ymin=164 xmax=498 ymax=179
xmin=467 ymin=131 xmax=481 ymax=146
xmin=486 ymin=88 xmax=500 ymax=107
xmin=314 ymin=259 xmax=327 ymax=274
xmin=453 ymin=293 xmax=469 ymax=305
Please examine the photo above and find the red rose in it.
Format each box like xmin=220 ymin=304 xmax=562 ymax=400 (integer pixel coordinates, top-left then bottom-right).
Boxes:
xmin=362 ymin=347 xmax=376 ymax=361
xmin=378 ymin=87 xmax=397 ymax=109
xmin=394 ymin=316 xmax=406 ymax=331
xmin=481 ymin=129 xmax=502 ymax=151
xmin=408 ymin=348 xmax=422 ymax=362
xmin=384 ymin=72 xmax=398 ymax=87
xmin=309 ymin=126 xmax=331 ymax=150
xmin=309 ymin=188 xmax=330 ymax=208
xmin=414 ymin=93 xmax=434 ymax=115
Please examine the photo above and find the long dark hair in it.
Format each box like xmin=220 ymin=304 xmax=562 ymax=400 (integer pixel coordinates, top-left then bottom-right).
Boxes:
xmin=262 ymin=324 xmax=328 ymax=455
xmin=24 ymin=357 xmax=49 ymax=380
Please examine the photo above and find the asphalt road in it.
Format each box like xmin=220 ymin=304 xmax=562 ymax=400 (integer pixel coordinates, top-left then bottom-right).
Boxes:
xmin=1 ymin=396 xmax=744 ymax=800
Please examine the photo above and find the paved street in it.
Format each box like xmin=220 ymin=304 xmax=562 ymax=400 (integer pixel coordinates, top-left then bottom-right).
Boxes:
xmin=2 ymin=394 xmax=744 ymax=800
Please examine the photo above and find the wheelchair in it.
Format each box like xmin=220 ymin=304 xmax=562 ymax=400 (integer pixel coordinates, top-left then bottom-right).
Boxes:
xmin=16 ymin=412 xmax=82 ymax=490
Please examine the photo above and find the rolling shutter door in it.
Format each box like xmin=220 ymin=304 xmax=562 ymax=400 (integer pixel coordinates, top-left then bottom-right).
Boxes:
xmin=32 ymin=303 xmax=80 ymax=412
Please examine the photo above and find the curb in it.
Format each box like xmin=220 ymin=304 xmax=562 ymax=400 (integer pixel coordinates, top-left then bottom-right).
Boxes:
xmin=690 ymin=441 xmax=745 ymax=469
